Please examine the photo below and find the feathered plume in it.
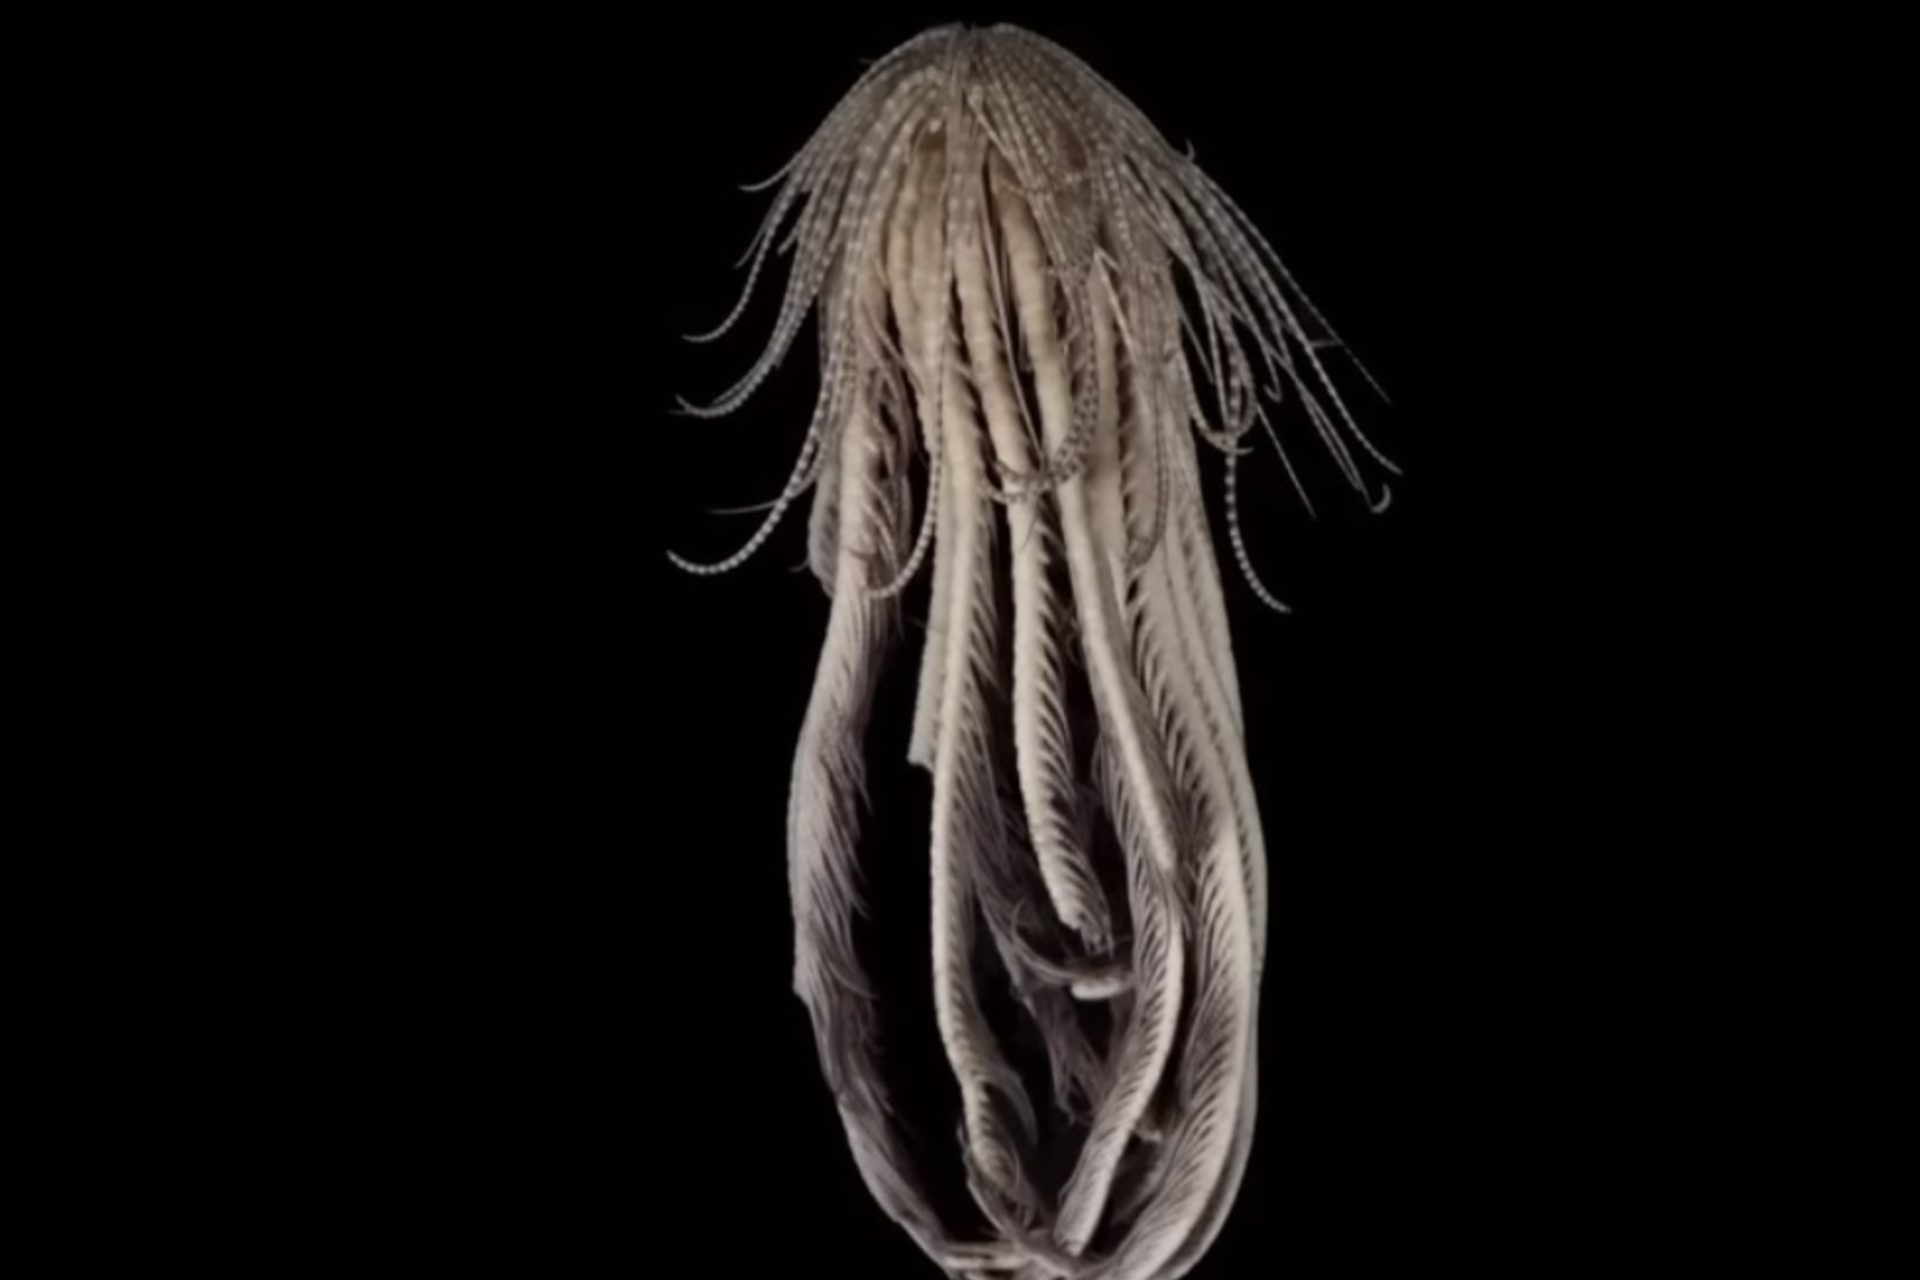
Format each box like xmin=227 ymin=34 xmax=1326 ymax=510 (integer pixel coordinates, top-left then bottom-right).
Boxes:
xmin=673 ymin=24 xmax=1395 ymax=1279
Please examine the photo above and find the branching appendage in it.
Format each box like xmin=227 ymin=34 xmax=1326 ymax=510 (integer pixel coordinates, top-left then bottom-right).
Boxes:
xmin=673 ymin=24 xmax=1396 ymax=1280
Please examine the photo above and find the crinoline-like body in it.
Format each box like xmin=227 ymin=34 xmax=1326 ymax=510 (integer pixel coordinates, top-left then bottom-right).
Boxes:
xmin=671 ymin=24 xmax=1396 ymax=1280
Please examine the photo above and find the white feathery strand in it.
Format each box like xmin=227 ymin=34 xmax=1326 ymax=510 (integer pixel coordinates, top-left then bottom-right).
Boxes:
xmin=907 ymin=454 xmax=955 ymax=766
xmin=667 ymin=82 xmax=940 ymax=577
xmin=1070 ymin=188 xmax=1262 ymax=1280
xmin=1154 ymin=1070 xmax=1257 ymax=1280
xmin=803 ymin=283 xmax=847 ymax=591
xmin=887 ymin=141 xmax=953 ymax=767
xmin=1115 ymin=359 xmax=1257 ymax=917
xmin=787 ymin=395 xmax=887 ymax=1018
xmin=1177 ymin=186 xmax=1384 ymax=503
xmin=1167 ymin=425 xmax=1245 ymax=733
xmin=732 ymin=23 xmax=959 ymax=246
xmin=1084 ymin=268 xmax=1131 ymax=605
xmin=788 ymin=352 xmax=991 ymax=1271
xmin=1192 ymin=164 xmax=1401 ymax=430
xmin=677 ymin=71 xmax=939 ymax=419
xmin=1221 ymin=443 xmax=1295 ymax=615
xmin=1028 ymin=26 xmax=1394 ymax=506
xmin=1114 ymin=372 xmax=1266 ymax=1280
xmin=691 ymin=69 xmax=875 ymax=340
xmin=803 ymin=420 xmax=843 ymax=592
xmin=972 ymin=49 xmax=1098 ymax=496
xmin=997 ymin=151 xmax=1184 ymax=1258
xmin=992 ymin=149 xmax=1181 ymax=881
xmin=954 ymin=176 xmax=1112 ymax=954
xmin=1055 ymin=744 xmax=1185 ymax=1260
xmin=976 ymin=154 xmax=1044 ymax=462
xmin=1081 ymin=837 xmax=1252 ymax=1280
xmin=1096 ymin=437 xmax=1263 ymax=1280
xmin=926 ymin=366 xmax=1039 ymax=1212
xmin=919 ymin=140 xmax=1042 ymax=1213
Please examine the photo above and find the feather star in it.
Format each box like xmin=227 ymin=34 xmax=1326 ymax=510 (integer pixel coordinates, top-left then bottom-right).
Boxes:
xmin=668 ymin=24 xmax=1398 ymax=1280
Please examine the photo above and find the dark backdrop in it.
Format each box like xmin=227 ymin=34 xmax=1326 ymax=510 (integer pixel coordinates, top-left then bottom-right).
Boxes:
xmin=647 ymin=8 xmax=1409 ymax=1276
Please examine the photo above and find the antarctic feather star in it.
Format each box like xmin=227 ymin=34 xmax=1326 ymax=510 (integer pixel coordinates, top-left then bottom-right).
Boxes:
xmin=669 ymin=24 xmax=1397 ymax=1280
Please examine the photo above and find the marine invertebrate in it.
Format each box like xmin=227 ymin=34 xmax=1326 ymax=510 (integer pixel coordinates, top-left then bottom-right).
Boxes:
xmin=669 ymin=23 xmax=1396 ymax=1278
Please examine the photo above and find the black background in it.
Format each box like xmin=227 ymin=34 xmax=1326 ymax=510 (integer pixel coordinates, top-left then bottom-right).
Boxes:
xmin=124 ymin=3 xmax=1830 ymax=1270
xmin=88 ymin=2 xmax=1822 ymax=1267
xmin=647 ymin=7 xmax=1408 ymax=1277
